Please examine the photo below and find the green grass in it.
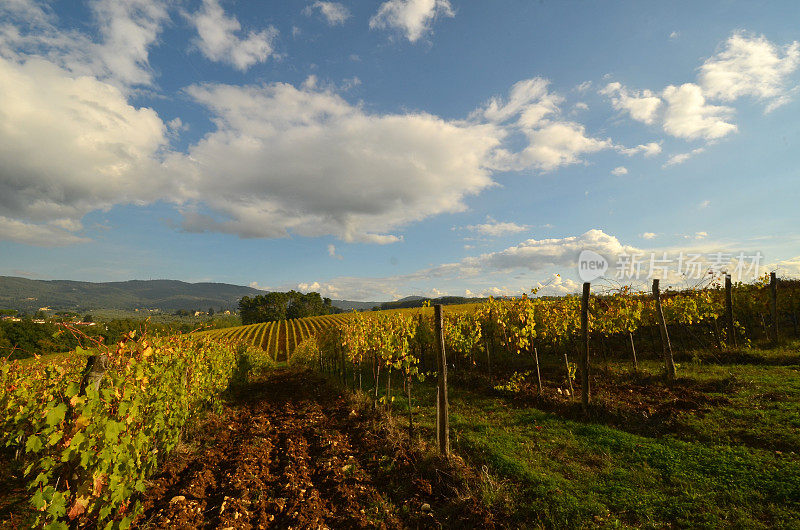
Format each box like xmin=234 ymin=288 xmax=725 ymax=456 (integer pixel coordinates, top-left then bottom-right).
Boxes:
xmin=384 ymin=341 xmax=800 ymax=528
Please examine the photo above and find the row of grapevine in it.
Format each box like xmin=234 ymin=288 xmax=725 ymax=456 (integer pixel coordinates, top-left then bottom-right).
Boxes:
xmin=306 ymin=277 xmax=800 ymax=416
xmin=198 ymin=313 xmax=353 ymax=361
xmin=0 ymin=331 xmax=270 ymax=528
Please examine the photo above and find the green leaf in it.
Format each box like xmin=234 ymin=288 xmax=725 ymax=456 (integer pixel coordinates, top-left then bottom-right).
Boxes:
xmin=105 ymin=420 xmax=123 ymax=443
xmin=26 ymin=435 xmax=43 ymax=454
xmin=45 ymin=403 xmax=68 ymax=427
xmin=31 ymin=489 xmax=46 ymax=510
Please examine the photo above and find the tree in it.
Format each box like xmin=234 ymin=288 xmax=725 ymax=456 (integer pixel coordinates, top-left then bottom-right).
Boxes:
xmin=208 ymin=307 xmax=215 ymax=316
xmin=83 ymin=314 xmax=93 ymax=323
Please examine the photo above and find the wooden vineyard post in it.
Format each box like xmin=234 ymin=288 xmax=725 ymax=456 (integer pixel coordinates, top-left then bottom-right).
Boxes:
xmin=79 ymin=354 xmax=109 ymax=396
xmin=725 ymin=274 xmax=737 ymax=347
xmin=580 ymin=282 xmax=590 ymax=413
xmin=534 ymin=347 xmax=542 ymax=395
xmin=652 ymin=279 xmax=676 ymax=381
xmin=629 ymin=332 xmax=638 ymax=372
xmin=434 ymin=304 xmax=449 ymax=456
xmin=564 ymin=353 xmax=575 ymax=399
xmin=770 ymin=272 xmax=779 ymax=344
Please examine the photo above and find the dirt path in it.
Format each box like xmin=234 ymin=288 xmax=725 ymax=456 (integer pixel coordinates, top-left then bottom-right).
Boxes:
xmin=136 ymin=370 xmax=493 ymax=529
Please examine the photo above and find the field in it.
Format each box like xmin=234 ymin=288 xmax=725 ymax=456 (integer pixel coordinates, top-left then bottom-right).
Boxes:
xmin=3 ymin=282 xmax=800 ymax=528
xmin=198 ymin=303 xmax=480 ymax=361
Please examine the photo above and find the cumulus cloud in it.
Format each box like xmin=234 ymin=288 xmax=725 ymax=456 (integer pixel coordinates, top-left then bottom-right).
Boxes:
xmin=611 ymin=166 xmax=628 ymax=176
xmin=303 ymin=1 xmax=350 ymax=25
xmin=0 ymin=216 xmax=90 ymax=246
xmin=294 ymin=229 xmax=642 ymax=300
xmin=178 ymin=81 xmax=499 ymax=243
xmin=0 ymin=0 xmax=168 ymax=89
xmin=188 ymin=0 xmax=278 ymax=71
xmin=699 ymin=31 xmax=800 ymax=111
xmin=475 ymin=78 xmax=613 ymax=171
xmin=449 ymin=229 xmax=638 ymax=276
xmin=369 ymin=0 xmax=454 ymax=43
xmin=641 ymin=232 xmax=657 ymax=240
xmin=0 ymin=56 xmax=170 ymax=234
xmin=465 ymin=217 xmax=529 ymax=237
xmin=0 ymin=7 xmax=616 ymax=247
xmin=601 ymin=32 xmax=798 ymax=148
xmin=617 ymin=142 xmax=661 ymax=157
xmin=662 ymin=147 xmax=706 ymax=167
xmin=661 ymin=83 xmax=736 ymax=140
xmin=600 ymin=82 xmax=662 ymax=124
xmin=327 ymin=244 xmax=343 ymax=259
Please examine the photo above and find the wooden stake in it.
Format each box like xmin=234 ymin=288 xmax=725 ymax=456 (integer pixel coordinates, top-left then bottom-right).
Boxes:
xmin=434 ymin=304 xmax=449 ymax=456
xmin=770 ymin=272 xmax=779 ymax=344
xmin=629 ymin=331 xmax=638 ymax=372
xmin=652 ymin=279 xmax=676 ymax=381
xmin=564 ymin=352 xmax=575 ymax=399
xmin=534 ymin=347 xmax=542 ymax=395
xmin=580 ymin=282 xmax=590 ymax=413
xmin=725 ymin=274 xmax=736 ymax=347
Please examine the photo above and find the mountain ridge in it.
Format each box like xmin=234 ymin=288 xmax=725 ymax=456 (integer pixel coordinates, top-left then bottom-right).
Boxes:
xmin=0 ymin=276 xmax=380 ymax=313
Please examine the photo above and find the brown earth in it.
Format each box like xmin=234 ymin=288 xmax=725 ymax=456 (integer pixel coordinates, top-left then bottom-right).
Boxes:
xmin=135 ymin=369 xmax=496 ymax=529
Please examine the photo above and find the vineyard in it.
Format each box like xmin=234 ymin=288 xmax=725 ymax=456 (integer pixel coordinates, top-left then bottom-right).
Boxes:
xmin=2 ymin=275 xmax=800 ymax=527
xmin=197 ymin=313 xmax=355 ymax=362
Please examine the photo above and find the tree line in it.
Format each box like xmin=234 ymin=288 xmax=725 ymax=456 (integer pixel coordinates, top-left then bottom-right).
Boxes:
xmin=239 ymin=291 xmax=340 ymax=325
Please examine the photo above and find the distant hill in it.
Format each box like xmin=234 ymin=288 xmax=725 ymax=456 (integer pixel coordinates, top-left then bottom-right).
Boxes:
xmin=0 ymin=276 xmax=383 ymax=314
xmin=0 ymin=276 xmax=264 ymax=313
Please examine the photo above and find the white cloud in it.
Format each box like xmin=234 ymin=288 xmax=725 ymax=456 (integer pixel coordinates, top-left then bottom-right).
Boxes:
xmin=661 ymin=83 xmax=737 ymax=140
xmin=600 ymin=32 xmax=799 ymax=147
xmin=600 ymin=81 xmax=662 ymax=125
xmin=662 ymin=147 xmax=706 ymax=167
xmin=617 ymin=141 xmax=662 ymax=157
xmin=369 ymin=0 xmax=454 ymax=43
xmin=773 ymin=256 xmax=800 ymax=279
xmin=533 ymin=273 xmax=581 ymax=296
xmin=0 ymin=0 xmax=168 ymax=89
xmin=179 ymin=81 xmax=500 ymax=243
xmin=294 ymin=229 xmax=642 ymax=300
xmin=695 ymin=231 xmax=708 ymax=238
xmin=451 ymin=229 xmax=638 ymax=276
xmin=327 ymin=243 xmax=343 ymax=259
xmin=0 ymin=7 xmax=617 ymax=248
xmin=611 ymin=166 xmax=628 ymax=176
xmin=0 ymin=56 xmax=170 ymax=237
xmin=465 ymin=217 xmax=529 ymax=237
xmin=575 ymin=81 xmax=592 ymax=93
xmin=0 ymin=216 xmax=90 ymax=246
xmin=641 ymin=232 xmax=657 ymax=239
xmin=699 ymin=200 xmax=710 ymax=208
xmin=303 ymin=1 xmax=350 ymax=25
xmin=188 ymin=0 xmax=278 ymax=71
xmin=91 ymin=0 xmax=169 ymax=87
xmin=699 ymin=31 xmax=800 ymax=111
xmin=669 ymin=31 xmax=680 ymax=40
xmin=474 ymin=79 xmax=613 ymax=171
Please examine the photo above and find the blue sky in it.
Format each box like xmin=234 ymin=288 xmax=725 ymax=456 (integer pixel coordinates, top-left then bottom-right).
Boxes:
xmin=1 ymin=0 xmax=799 ymax=300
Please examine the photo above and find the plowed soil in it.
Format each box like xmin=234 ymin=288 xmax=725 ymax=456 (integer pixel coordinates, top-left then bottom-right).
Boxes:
xmin=136 ymin=369 xmax=495 ymax=529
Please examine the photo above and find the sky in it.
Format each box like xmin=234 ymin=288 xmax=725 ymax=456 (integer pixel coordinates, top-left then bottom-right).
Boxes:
xmin=1 ymin=0 xmax=799 ymax=301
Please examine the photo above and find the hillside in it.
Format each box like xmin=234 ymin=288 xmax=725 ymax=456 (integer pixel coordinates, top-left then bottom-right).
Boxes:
xmin=0 ymin=276 xmax=383 ymax=313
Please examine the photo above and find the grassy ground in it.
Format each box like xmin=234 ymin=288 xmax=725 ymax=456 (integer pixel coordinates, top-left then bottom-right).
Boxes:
xmin=382 ymin=341 xmax=800 ymax=528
